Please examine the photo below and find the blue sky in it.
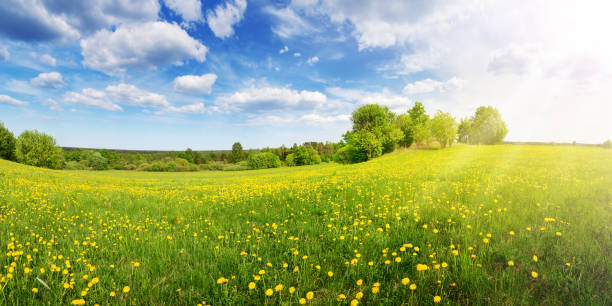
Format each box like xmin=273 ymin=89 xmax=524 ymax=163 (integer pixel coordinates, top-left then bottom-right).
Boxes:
xmin=0 ymin=0 xmax=610 ymax=150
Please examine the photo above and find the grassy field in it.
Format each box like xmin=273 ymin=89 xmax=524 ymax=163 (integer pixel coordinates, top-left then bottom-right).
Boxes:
xmin=0 ymin=145 xmax=611 ymax=305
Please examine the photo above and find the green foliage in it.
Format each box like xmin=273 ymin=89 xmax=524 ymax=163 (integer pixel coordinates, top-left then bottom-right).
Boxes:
xmin=603 ymin=139 xmax=612 ymax=149
xmin=232 ymin=142 xmax=243 ymax=162
xmin=0 ymin=122 xmax=16 ymax=161
xmin=247 ymin=152 xmax=281 ymax=169
xmin=430 ymin=110 xmax=458 ymax=148
xmin=15 ymin=130 xmax=63 ymax=169
xmin=285 ymin=153 xmax=295 ymax=166
xmin=394 ymin=114 xmax=413 ymax=147
xmin=88 ymin=152 xmax=109 ymax=170
xmin=333 ymin=145 xmax=351 ymax=164
xmin=177 ymin=148 xmax=195 ymax=163
xmin=457 ymin=118 xmax=472 ymax=143
xmin=65 ymin=160 xmax=87 ymax=170
xmin=293 ymin=146 xmax=312 ymax=166
xmin=469 ymin=106 xmax=508 ymax=144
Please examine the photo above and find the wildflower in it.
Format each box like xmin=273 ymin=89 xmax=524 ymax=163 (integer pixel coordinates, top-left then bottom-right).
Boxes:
xmin=110 ymin=292 xmax=116 ymax=297
xmin=289 ymin=286 xmax=296 ymax=294
xmin=372 ymin=287 xmax=380 ymax=294
xmin=265 ymin=289 xmax=273 ymax=296
xmin=533 ymin=255 xmax=538 ymax=262
xmin=356 ymin=279 xmax=363 ymax=286
xmin=299 ymin=298 xmax=306 ymax=304
xmin=531 ymin=271 xmax=539 ymax=278
xmin=275 ymin=284 xmax=284 ymax=292
xmin=410 ymin=284 xmax=417 ymax=290
xmin=71 ymin=299 xmax=86 ymax=305
xmin=434 ymin=296 xmax=441 ymax=303
xmin=123 ymin=286 xmax=130 ymax=293
xmin=350 ymin=299 xmax=359 ymax=306
xmin=401 ymin=278 xmax=410 ymax=285
xmin=337 ymin=294 xmax=346 ymax=301
xmin=356 ymin=292 xmax=364 ymax=299
xmin=306 ymin=291 xmax=314 ymax=300
xmin=508 ymin=260 xmax=514 ymax=266
xmin=32 ymin=288 xmax=38 ymax=293
xmin=328 ymin=271 xmax=333 ymax=277
xmin=248 ymin=282 xmax=256 ymax=290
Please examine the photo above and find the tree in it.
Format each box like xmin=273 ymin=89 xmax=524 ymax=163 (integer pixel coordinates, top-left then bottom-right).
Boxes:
xmin=293 ymin=146 xmax=312 ymax=166
xmin=394 ymin=114 xmax=413 ymax=147
xmin=247 ymin=152 xmax=281 ymax=169
xmin=177 ymin=148 xmax=195 ymax=163
xmin=0 ymin=122 xmax=16 ymax=161
xmin=88 ymin=152 xmax=109 ymax=170
xmin=232 ymin=142 xmax=243 ymax=163
xmin=345 ymin=104 xmax=403 ymax=162
xmin=16 ymin=130 xmax=63 ymax=169
xmin=603 ymin=139 xmax=612 ymax=149
xmin=457 ymin=118 xmax=472 ymax=143
xmin=430 ymin=110 xmax=458 ymax=148
xmin=470 ymin=106 xmax=508 ymax=144
xmin=403 ymin=102 xmax=429 ymax=147
xmin=412 ymin=120 xmax=431 ymax=149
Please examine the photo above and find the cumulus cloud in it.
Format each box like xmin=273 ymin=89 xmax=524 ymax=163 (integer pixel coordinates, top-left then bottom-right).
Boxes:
xmin=164 ymin=0 xmax=203 ymax=22
xmin=294 ymin=52 xmax=301 ymax=57
xmin=488 ymin=44 xmax=542 ymax=76
xmin=402 ymin=77 xmax=464 ymax=95
xmin=39 ymin=53 xmax=57 ymax=66
xmin=279 ymin=45 xmax=289 ymax=54
xmin=62 ymin=84 xmax=206 ymax=115
xmin=105 ymin=84 xmax=170 ymax=108
xmin=0 ymin=0 xmax=159 ymax=43
xmin=30 ymin=72 xmax=66 ymax=89
xmin=216 ymin=86 xmax=327 ymax=113
xmin=0 ymin=94 xmax=28 ymax=106
xmin=206 ymin=0 xmax=247 ymax=39
xmin=0 ymin=46 xmax=9 ymax=61
xmin=307 ymin=56 xmax=319 ymax=65
xmin=155 ymin=102 xmax=205 ymax=115
xmin=241 ymin=113 xmax=350 ymax=126
xmin=42 ymin=98 xmax=62 ymax=112
xmin=81 ymin=21 xmax=208 ymax=75
xmin=173 ymin=73 xmax=217 ymax=94
xmin=62 ymin=88 xmax=122 ymax=111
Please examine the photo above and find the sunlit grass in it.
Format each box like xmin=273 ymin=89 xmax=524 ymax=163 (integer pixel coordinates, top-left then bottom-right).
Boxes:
xmin=0 ymin=145 xmax=611 ymax=305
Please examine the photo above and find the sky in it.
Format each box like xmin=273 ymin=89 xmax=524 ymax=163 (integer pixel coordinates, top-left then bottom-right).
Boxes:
xmin=0 ymin=0 xmax=610 ymax=150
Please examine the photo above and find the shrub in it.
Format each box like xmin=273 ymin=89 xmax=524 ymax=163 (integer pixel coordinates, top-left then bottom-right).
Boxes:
xmin=208 ymin=161 xmax=225 ymax=171
xmin=293 ymin=146 xmax=312 ymax=166
xmin=16 ymin=130 xmax=63 ymax=169
xmin=88 ymin=152 xmax=109 ymax=170
xmin=285 ymin=153 xmax=295 ymax=166
xmin=65 ymin=161 xmax=87 ymax=170
xmin=604 ymin=139 xmax=612 ymax=149
xmin=0 ymin=122 xmax=16 ymax=161
xmin=248 ymin=152 xmax=281 ymax=169
xmin=333 ymin=145 xmax=351 ymax=164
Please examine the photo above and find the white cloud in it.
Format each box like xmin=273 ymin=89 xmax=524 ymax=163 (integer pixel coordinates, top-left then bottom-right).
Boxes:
xmin=173 ymin=73 xmax=217 ymax=94
xmin=299 ymin=113 xmax=350 ymax=125
xmin=488 ymin=44 xmax=542 ymax=76
xmin=327 ymin=87 xmax=412 ymax=113
xmin=307 ymin=56 xmax=319 ymax=65
xmin=402 ymin=77 xmax=464 ymax=95
xmin=265 ymin=6 xmax=314 ymax=38
xmin=155 ymin=102 xmax=205 ymax=115
xmin=216 ymin=86 xmax=327 ymax=113
xmin=164 ymin=0 xmax=203 ymax=22
xmin=30 ymin=72 xmax=66 ymax=89
xmin=62 ymin=88 xmax=122 ymax=111
xmin=279 ymin=45 xmax=289 ymax=54
xmin=105 ymin=84 xmax=170 ymax=108
xmin=39 ymin=54 xmax=57 ymax=66
xmin=0 ymin=94 xmax=28 ymax=106
xmin=294 ymin=52 xmax=301 ymax=57
xmin=0 ymin=46 xmax=9 ymax=61
xmin=81 ymin=21 xmax=208 ymax=75
xmin=42 ymin=98 xmax=62 ymax=112
xmin=241 ymin=113 xmax=350 ymax=126
xmin=206 ymin=0 xmax=247 ymax=39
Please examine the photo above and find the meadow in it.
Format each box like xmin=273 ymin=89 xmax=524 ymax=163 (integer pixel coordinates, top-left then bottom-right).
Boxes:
xmin=0 ymin=145 xmax=611 ymax=305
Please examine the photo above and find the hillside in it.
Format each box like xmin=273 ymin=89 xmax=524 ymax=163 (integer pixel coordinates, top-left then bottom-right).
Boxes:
xmin=1 ymin=145 xmax=611 ymax=305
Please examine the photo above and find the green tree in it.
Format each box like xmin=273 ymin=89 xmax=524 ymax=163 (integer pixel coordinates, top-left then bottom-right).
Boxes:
xmin=457 ymin=118 xmax=472 ymax=143
xmin=394 ymin=114 xmax=413 ymax=147
xmin=247 ymin=152 xmax=281 ymax=169
xmin=88 ymin=152 xmax=109 ymax=170
xmin=403 ymin=102 xmax=429 ymax=147
xmin=470 ymin=106 xmax=508 ymax=144
xmin=345 ymin=104 xmax=403 ymax=161
xmin=285 ymin=153 xmax=295 ymax=166
xmin=293 ymin=146 xmax=312 ymax=166
xmin=177 ymin=148 xmax=195 ymax=163
xmin=603 ymin=139 xmax=612 ymax=149
xmin=0 ymin=122 xmax=16 ymax=161
xmin=345 ymin=130 xmax=382 ymax=163
xmin=430 ymin=110 xmax=458 ymax=148
xmin=232 ymin=142 xmax=243 ymax=163
xmin=412 ymin=120 xmax=431 ymax=149
xmin=16 ymin=130 xmax=63 ymax=169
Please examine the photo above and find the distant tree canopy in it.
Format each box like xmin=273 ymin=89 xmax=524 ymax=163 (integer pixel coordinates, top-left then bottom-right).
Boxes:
xmin=16 ymin=130 xmax=63 ymax=169
xmin=603 ymin=139 xmax=612 ymax=149
xmin=286 ymin=145 xmax=321 ymax=166
xmin=458 ymin=106 xmax=508 ymax=145
xmin=0 ymin=122 xmax=16 ymax=161
xmin=247 ymin=152 xmax=281 ymax=169
xmin=232 ymin=142 xmax=243 ymax=162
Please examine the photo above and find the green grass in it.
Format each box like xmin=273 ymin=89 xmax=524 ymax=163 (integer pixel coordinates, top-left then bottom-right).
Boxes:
xmin=0 ymin=145 xmax=611 ymax=305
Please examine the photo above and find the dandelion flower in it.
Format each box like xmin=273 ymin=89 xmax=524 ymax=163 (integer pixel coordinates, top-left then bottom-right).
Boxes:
xmin=434 ymin=296 xmax=441 ymax=303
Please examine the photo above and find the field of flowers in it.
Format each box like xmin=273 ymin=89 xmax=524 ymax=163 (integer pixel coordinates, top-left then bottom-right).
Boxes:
xmin=0 ymin=145 xmax=611 ymax=305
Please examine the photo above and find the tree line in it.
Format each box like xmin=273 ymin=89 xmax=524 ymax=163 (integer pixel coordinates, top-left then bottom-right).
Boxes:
xmin=3 ymin=102 xmax=606 ymax=171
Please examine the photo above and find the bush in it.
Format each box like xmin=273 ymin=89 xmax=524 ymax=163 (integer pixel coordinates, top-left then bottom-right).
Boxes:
xmin=333 ymin=145 xmax=351 ymax=164
xmin=208 ymin=161 xmax=225 ymax=171
xmin=248 ymin=152 xmax=281 ymax=169
xmin=88 ymin=152 xmax=109 ymax=170
xmin=16 ymin=130 xmax=63 ymax=169
xmin=65 ymin=160 xmax=87 ymax=170
xmin=604 ymin=140 xmax=612 ymax=149
xmin=0 ymin=122 xmax=16 ymax=161
xmin=223 ymin=161 xmax=249 ymax=171
xmin=285 ymin=153 xmax=295 ymax=166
